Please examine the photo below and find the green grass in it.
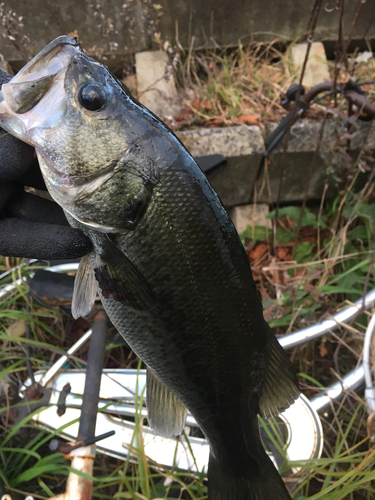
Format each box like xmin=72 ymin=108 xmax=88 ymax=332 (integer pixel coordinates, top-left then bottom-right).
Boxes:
xmin=1 ymin=179 xmax=375 ymax=498
xmin=1 ymin=70 xmax=375 ymax=496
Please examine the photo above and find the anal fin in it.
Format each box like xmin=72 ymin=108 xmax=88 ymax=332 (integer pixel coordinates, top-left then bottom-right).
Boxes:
xmin=259 ymin=326 xmax=300 ymax=419
xmin=72 ymin=255 xmax=97 ymax=319
xmin=146 ymin=368 xmax=187 ymax=437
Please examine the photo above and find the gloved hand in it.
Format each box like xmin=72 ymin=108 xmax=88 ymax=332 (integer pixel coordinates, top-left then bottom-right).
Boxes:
xmin=0 ymin=69 xmax=92 ymax=260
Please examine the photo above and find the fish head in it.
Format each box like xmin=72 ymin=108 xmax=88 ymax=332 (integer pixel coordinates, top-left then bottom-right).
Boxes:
xmin=0 ymin=36 xmax=163 ymax=232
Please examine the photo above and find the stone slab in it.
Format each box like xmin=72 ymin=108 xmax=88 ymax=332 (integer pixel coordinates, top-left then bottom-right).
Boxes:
xmin=230 ymin=204 xmax=269 ymax=234
xmin=255 ymin=151 xmax=331 ymax=204
xmin=265 ymin=121 xmax=323 ymax=153
xmin=135 ymin=50 xmax=179 ymax=120
xmin=179 ymin=126 xmax=264 ymax=207
xmin=257 ymin=119 xmax=375 ymax=204
xmin=290 ymin=42 xmax=330 ymax=88
xmin=346 ymin=121 xmax=375 ymax=151
xmin=178 ymin=120 xmax=375 ymax=207
xmin=265 ymin=120 xmax=375 ymax=154
xmin=259 ymin=121 xmax=333 ymax=203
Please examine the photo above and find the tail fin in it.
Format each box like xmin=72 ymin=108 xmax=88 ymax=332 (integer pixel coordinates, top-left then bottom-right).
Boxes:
xmin=208 ymin=452 xmax=292 ymax=500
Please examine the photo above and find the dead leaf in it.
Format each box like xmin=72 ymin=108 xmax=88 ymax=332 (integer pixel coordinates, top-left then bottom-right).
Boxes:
xmin=276 ymin=246 xmax=291 ymax=261
xmin=174 ymin=105 xmax=193 ymax=121
xmin=246 ymin=242 xmax=256 ymax=253
xmin=249 ymin=243 xmax=268 ymax=261
xmin=205 ymin=117 xmax=226 ymax=127
xmin=319 ymin=343 xmax=328 ymax=357
xmin=3 ymin=320 xmax=27 ymax=349
xmin=296 ymin=268 xmax=307 ymax=278
xmin=7 ymin=320 xmax=26 ymax=338
xmin=241 ymin=99 xmax=252 ymax=107
xmin=191 ymin=97 xmax=202 ymax=111
xmin=236 ymin=114 xmax=260 ymax=126
xmin=303 ymin=283 xmax=322 ymax=300
xmin=284 ymin=216 xmax=295 ymax=229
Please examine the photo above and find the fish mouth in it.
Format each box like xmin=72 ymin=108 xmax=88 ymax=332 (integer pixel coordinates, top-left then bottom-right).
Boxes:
xmin=11 ymin=36 xmax=79 ymax=81
xmin=0 ymin=36 xmax=81 ymax=141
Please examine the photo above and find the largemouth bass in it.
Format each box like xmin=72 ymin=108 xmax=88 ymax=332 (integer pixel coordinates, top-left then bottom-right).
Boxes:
xmin=0 ymin=37 xmax=300 ymax=500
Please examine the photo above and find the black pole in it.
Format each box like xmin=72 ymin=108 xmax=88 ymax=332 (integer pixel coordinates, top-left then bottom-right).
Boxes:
xmin=77 ymin=308 xmax=108 ymax=441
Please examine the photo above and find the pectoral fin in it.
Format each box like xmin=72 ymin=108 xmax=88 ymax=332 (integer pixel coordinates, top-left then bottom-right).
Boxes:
xmin=71 ymin=255 xmax=97 ymax=319
xmin=146 ymin=367 xmax=187 ymax=437
xmin=94 ymin=235 xmax=155 ymax=310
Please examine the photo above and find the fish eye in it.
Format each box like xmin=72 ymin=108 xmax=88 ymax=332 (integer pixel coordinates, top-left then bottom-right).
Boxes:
xmin=78 ymin=84 xmax=105 ymax=111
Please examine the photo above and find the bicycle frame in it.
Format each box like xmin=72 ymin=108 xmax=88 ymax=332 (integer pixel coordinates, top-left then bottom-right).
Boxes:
xmin=1 ymin=261 xmax=372 ymax=494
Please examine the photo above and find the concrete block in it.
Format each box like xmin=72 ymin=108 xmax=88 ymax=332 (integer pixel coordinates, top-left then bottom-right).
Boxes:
xmin=265 ymin=120 xmax=375 ymax=155
xmin=135 ymin=50 xmax=179 ymax=119
xmin=256 ymin=150 xmax=331 ymax=203
xmin=290 ymin=42 xmax=330 ymax=88
xmin=178 ymin=118 xmax=375 ymax=208
xmin=230 ymin=204 xmax=269 ymax=234
xmin=347 ymin=120 xmax=375 ymax=151
xmin=180 ymin=119 xmax=361 ymax=206
xmin=265 ymin=121 xmax=324 ymax=153
xmin=179 ymin=126 xmax=264 ymax=207
xmin=259 ymin=121 xmax=331 ymax=203
xmin=259 ymin=118 xmax=375 ymax=204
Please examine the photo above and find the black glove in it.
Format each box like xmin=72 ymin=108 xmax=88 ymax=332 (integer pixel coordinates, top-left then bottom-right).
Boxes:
xmin=0 ymin=70 xmax=92 ymax=260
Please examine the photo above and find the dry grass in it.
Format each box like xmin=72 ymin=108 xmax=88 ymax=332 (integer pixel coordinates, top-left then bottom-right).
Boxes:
xmin=168 ymin=39 xmax=375 ymax=131
xmin=1 ymin=35 xmax=375 ymax=499
xmin=172 ymin=40 xmax=299 ymax=129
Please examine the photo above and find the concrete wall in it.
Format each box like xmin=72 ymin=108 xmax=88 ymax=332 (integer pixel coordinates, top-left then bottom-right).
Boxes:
xmin=158 ymin=0 xmax=375 ymax=49
xmin=1 ymin=0 xmax=375 ymax=68
xmin=179 ymin=120 xmax=375 ymax=207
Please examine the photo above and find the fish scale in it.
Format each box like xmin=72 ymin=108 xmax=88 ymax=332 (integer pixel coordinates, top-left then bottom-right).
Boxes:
xmin=84 ymin=166 xmax=269 ymax=462
xmin=0 ymin=36 xmax=300 ymax=500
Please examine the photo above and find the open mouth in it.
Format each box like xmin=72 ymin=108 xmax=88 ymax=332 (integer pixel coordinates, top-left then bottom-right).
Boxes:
xmin=0 ymin=36 xmax=81 ymax=141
